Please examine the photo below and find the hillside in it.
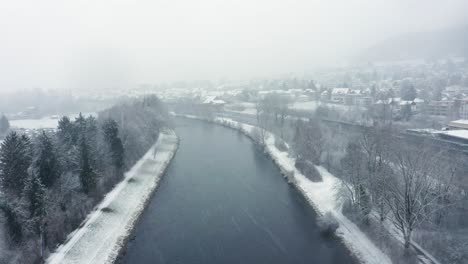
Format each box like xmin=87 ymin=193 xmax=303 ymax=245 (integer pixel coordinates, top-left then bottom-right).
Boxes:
xmin=356 ymin=25 xmax=468 ymax=63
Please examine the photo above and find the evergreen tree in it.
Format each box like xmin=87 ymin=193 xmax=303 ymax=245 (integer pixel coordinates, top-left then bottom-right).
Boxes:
xmin=85 ymin=116 xmax=99 ymax=169
xmin=74 ymin=113 xmax=87 ymax=144
xmin=57 ymin=116 xmax=74 ymax=146
xmin=102 ymin=119 xmax=125 ymax=176
xmin=79 ymin=137 xmax=95 ymax=194
xmin=33 ymin=131 xmax=60 ymax=188
xmin=22 ymin=173 xmax=46 ymax=258
xmin=0 ymin=201 xmax=23 ymax=244
xmin=0 ymin=132 xmax=32 ymax=195
xmin=23 ymin=174 xmax=46 ymax=231
xmin=0 ymin=114 xmax=10 ymax=135
xmin=400 ymin=81 xmax=417 ymax=101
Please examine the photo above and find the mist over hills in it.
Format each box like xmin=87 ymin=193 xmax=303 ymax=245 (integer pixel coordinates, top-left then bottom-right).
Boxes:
xmin=356 ymin=25 xmax=468 ymax=63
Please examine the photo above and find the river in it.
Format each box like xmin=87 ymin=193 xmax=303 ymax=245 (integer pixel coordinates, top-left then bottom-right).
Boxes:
xmin=120 ymin=118 xmax=357 ymax=264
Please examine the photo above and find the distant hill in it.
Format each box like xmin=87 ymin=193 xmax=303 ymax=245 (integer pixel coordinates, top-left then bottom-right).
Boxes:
xmin=356 ymin=25 xmax=468 ymax=63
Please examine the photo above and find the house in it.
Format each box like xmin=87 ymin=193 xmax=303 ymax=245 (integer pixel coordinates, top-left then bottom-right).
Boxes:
xmin=456 ymin=99 xmax=468 ymax=119
xmin=296 ymin=94 xmax=310 ymax=102
xmin=399 ymin=100 xmax=416 ymax=112
xmin=320 ymin=90 xmax=329 ymax=101
xmin=356 ymin=96 xmax=373 ymax=107
xmin=425 ymin=100 xmax=453 ymax=116
xmin=202 ymin=96 xmax=226 ymax=111
xmin=331 ymin=88 xmax=350 ymax=104
xmin=413 ymin=98 xmax=425 ymax=112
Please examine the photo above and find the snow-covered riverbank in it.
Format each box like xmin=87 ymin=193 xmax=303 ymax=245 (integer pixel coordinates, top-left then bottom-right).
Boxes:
xmin=46 ymin=130 xmax=178 ymax=264
xmin=177 ymin=114 xmax=391 ymax=264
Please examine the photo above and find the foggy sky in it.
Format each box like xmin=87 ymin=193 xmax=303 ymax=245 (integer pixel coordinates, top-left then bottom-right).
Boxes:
xmin=0 ymin=0 xmax=467 ymax=92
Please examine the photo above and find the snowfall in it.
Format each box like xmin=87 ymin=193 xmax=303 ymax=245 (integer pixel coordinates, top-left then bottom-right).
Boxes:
xmin=46 ymin=130 xmax=178 ymax=264
xmin=178 ymin=114 xmax=392 ymax=264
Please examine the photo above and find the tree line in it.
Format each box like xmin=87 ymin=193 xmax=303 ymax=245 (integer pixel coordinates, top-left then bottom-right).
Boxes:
xmin=0 ymin=95 xmax=167 ymax=263
xmin=251 ymin=97 xmax=465 ymax=262
xmin=290 ymin=114 xmax=465 ymax=262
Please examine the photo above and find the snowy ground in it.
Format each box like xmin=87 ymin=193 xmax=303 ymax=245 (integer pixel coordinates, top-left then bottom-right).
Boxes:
xmin=224 ymin=102 xmax=257 ymax=116
xmin=291 ymin=101 xmax=361 ymax=112
xmin=46 ymin=130 xmax=178 ymax=264
xmin=179 ymin=114 xmax=392 ymax=264
xmin=10 ymin=113 xmax=96 ymax=130
xmin=223 ymin=100 xmax=360 ymax=117
xmin=290 ymin=101 xmax=321 ymax=111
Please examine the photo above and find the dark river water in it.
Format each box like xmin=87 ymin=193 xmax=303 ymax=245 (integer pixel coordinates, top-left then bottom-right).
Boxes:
xmin=121 ymin=118 xmax=357 ymax=264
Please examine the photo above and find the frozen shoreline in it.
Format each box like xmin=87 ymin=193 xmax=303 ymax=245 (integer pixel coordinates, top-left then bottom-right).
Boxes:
xmin=46 ymin=130 xmax=178 ymax=264
xmin=177 ymin=114 xmax=391 ymax=264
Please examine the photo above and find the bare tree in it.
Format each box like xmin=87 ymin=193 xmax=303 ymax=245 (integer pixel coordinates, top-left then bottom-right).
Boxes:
xmin=277 ymin=96 xmax=291 ymax=139
xmin=360 ymin=124 xmax=393 ymax=221
xmin=340 ymin=141 xmax=370 ymax=215
xmin=254 ymin=100 xmax=269 ymax=146
xmin=292 ymin=118 xmax=324 ymax=165
xmin=385 ymin=144 xmax=456 ymax=249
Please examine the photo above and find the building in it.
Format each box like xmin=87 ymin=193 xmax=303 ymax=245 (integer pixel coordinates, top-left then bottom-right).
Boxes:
xmin=331 ymin=88 xmax=350 ymax=104
xmin=448 ymin=119 xmax=468 ymax=130
xmin=356 ymin=96 xmax=373 ymax=107
xmin=413 ymin=98 xmax=425 ymax=112
xmin=202 ymin=96 xmax=226 ymax=111
xmin=425 ymin=100 xmax=453 ymax=116
xmin=320 ymin=90 xmax=329 ymax=101
xmin=436 ymin=130 xmax=468 ymax=144
xmin=456 ymin=99 xmax=468 ymax=119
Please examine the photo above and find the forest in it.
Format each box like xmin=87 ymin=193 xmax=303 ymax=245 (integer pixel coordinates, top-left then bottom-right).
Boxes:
xmin=0 ymin=95 xmax=168 ymax=263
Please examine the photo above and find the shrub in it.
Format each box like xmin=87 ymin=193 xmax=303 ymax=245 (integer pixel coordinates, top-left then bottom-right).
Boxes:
xmin=317 ymin=212 xmax=339 ymax=236
xmin=284 ymin=170 xmax=296 ymax=184
xmin=274 ymin=137 xmax=288 ymax=152
xmin=295 ymin=158 xmax=322 ymax=182
xmin=250 ymin=127 xmax=264 ymax=145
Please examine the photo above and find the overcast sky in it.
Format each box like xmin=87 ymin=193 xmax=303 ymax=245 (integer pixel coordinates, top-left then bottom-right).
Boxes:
xmin=0 ymin=0 xmax=467 ymax=92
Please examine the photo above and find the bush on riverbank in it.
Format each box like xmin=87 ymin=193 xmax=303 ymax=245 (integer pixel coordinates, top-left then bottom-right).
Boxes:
xmin=317 ymin=212 xmax=339 ymax=236
xmin=295 ymin=158 xmax=322 ymax=182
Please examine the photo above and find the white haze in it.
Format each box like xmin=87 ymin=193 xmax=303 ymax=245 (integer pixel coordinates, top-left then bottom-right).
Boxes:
xmin=0 ymin=0 xmax=467 ymax=92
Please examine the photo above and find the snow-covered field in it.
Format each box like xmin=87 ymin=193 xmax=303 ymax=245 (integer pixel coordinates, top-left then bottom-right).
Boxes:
xmin=46 ymin=130 xmax=178 ymax=264
xmin=224 ymin=102 xmax=257 ymax=115
xmin=224 ymin=101 xmax=360 ymax=116
xmin=291 ymin=101 xmax=356 ymax=112
xmin=179 ymin=114 xmax=391 ymax=264
xmin=10 ymin=117 xmax=60 ymax=130
xmin=10 ymin=113 xmax=96 ymax=130
xmin=290 ymin=101 xmax=321 ymax=111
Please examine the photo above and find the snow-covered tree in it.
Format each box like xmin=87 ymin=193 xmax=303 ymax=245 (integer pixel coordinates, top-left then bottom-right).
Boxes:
xmin=293 ymin=118 xmax=324 ymax=165
xmin=0 ymin=132 xmax=32 ymax=195
xmin=0 ymin=200 xmax=23 ymax=244
xmin=0 ymin=114 xmax=10 ymax=135
xmin=385 ymin=144 xmax=456 ymax=249
xmin=400 ymin=79 xmax=417 ymax=101
xmin=22 ymin=173 xmax=46 ymax=258
xmin=79 ymin=137 xmax=95 ymax=194
xmin=32 ymin=131 xmax=60 ymax=188
xmin=360 ymin=125 xmax=393 ymax=221
xmin=57 ymin=116 xmax=74 ymax=146
xmin=101 ymin=118 xmax=125 ymax=182
xmin=340 ymin=141 xmax=369 ymax=213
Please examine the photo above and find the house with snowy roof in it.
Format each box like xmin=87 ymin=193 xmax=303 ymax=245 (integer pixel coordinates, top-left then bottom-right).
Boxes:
xmin=331 ymin=88 xmax=350 ymax=104
xmin=201 ymin=96 xmax=226 ymax=111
